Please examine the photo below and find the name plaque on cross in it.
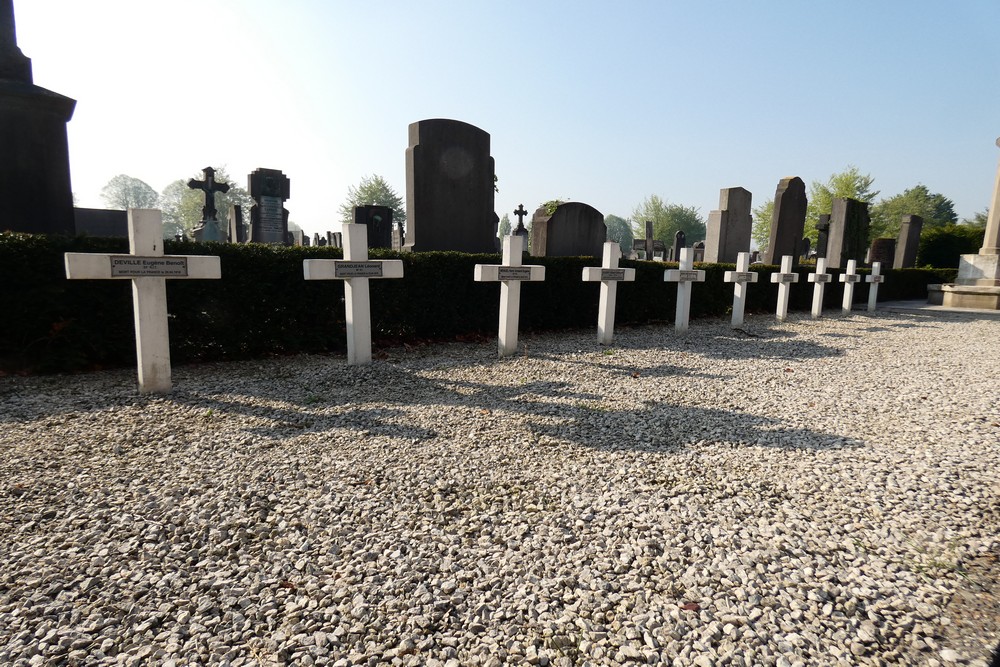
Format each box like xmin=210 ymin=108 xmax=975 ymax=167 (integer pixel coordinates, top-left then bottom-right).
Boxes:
xmin=109 ymin=256 xmax=189 ymax=277
xmin=334 ymin=261 xmax=385 ymax=278
xmin=600 ymin=268 xmax=627 ymax=281
xmin=723 ymin=252 xmax=758 ymax=328
xmin=729 ymin=272 xmax=756 ymax=282
xmin=678 ymin=270 xmax=701 ymax=281
xmin=497 ymin=266 xmax=535 ymax=281
xmin=811 ymin=274 xmax=832 ymax=283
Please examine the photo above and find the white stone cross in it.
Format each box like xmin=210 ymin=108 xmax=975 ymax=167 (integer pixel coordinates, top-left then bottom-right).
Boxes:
xmin=840 ymin=259 xmax=861 ymax=313
xmin=64 ymin=209 xmax=221 ymax=394
xmin=723 ymin=251 xmax=758 ymax=328
xmin=582 ymin=241 xmax=635 ymax=344
xmin=664 ymin=247 xmax=706 ymax=332
xmin=474 ymin=234 xmax=545 ymax=357
xmin=303 ymin=223 xmax=404 ymax=365
xmin=865 ymin=261 xmax=884 ymax=312
xmin=807 ymin=257 xmax=832 ymax=319
xmin=769 ymin=255 xmax=799 ymax=322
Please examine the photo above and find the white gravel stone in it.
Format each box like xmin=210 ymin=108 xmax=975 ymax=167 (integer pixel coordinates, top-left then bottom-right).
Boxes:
xmin=0 ymin=313 xmax=997 ymax=666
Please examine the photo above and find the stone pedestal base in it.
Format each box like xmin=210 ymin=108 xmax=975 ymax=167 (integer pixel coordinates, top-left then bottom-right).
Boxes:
xmin=927 ymin=283 xmax=1000 ymax=310
xmin=956 ymin=253 xmax=1000 ymax=286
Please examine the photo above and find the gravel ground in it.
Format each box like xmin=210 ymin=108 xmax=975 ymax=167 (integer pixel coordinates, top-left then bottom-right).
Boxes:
xmin=1 ymin=311 xmax=998 ymax=667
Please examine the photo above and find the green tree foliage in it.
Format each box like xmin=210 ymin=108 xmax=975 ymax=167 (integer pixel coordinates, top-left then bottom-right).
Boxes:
xmin=604 ymin=214 xmax=634 ymax=251
xmin=916 ymin=225 xmax=985 ymax=268
xmin=805 ymin=166 xmax=879 ymax=242
xmin=631 ymin=195 xmax=705 ymax=246
xmin=962 ymin=208 xmax=989 ymax=228
xmin=338 ymin=175 xmax=405 ymax=227
xmin=497 ymin=213 xmax=511 ymax=238
xmin=159 ymin=167 xmax=252 ymax=240
xmin=541 ymin=199 xmax=567 ymax=216
xmin=100 ymin=174 xmax=159 ymax=210
xmin=751 ymin=200 xmax=775 ymax=253
xmin=870 ymin=185 xmax=957 ymax=239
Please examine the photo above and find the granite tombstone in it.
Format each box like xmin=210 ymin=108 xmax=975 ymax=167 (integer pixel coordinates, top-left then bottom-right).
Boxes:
xmin=704 ymin=187 xmax=752 ymax=263
xmin=530 ymin=202 xmax=605 ymax=257
xmin=763 ymin=177 xmax=807 ymax=266
xmin=248 ymin=168 xmax=290 ymax=245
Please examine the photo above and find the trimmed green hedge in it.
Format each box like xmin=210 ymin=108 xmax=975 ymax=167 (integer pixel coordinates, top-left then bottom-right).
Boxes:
xmin=0 ymin=233 xmax=956 ymax=374
xmin=917 ymin=225 xmax=985 ymax=268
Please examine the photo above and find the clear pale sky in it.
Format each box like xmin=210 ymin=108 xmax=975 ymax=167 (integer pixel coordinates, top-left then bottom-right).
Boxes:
xmin=14 ymin=0 xmax=1000 ymax=238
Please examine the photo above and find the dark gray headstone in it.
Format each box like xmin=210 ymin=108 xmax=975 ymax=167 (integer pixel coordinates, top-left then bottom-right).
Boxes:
xmin=894 ymin=214 xmax=923 ymax=268
xmin=530 ymin=202 xmax=606 ymax=257
xmin=704 ymin=187 xmax=752 ymax=263
xmin=73 ymin=208 xmax=127 ymax=238
xmin=763 ymin=177 xmax=807 ymax=265
xmin=302 ymin=233 xmax=311 ymax=247
xmin=749 ymin=250 xmax=761 ymax=264
xmin=827 ymin=198 xmax=870 ymax=269
xmin=313 ymin=232 xmax=322 ymax=247
xmin=692 ymin=240 xmax=705 ymax=263
xmin=815 ymin=214 xmax=831 ymax=259
xmin=869 ymin=238 xmax=895 ymax=268
xmin=672 ymin=230 xmax=686 ymax=262
xmin=0 ymin=0 xmax=76 ymax=235
xmin=404 ymin=118 xmax=496 ymax=253
xmin=248 ymin=168 xmax=290 ymax=245
xmin=354 ymin=205 xmax=393 ymax=249
xmin=800 ymin=237 xmax=811 ymax=261
xmin=392 ymin=223 xmax=404 ymax=251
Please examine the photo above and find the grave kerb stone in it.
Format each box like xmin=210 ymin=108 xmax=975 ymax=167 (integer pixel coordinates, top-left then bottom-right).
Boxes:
xmin=64 ymin=209 xmax=221 ymax=394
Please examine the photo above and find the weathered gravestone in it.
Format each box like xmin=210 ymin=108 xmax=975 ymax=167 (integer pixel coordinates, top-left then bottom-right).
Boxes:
xmin=692 ymin=241 xmax=705 ymax=263
xmin=64 ymin=209 xmax=221 ymax=393
xmin=404 ymin=118 xmax=497 ymax=253
xmin=228 ymin=204 xmax=246 ymax=243
xmin=704 ymin=187 xmax=752 ymax=263
xmin=827 ymin=198 xmax=870 ymax=269
xmin=671 ymin=230 xmax=686 ymax=263
xmin=631 ymin=220 xmax=665 ymax=260
xmin=188 ymin=167 xmax=230 ymax=242
xmin=304 ymin=224 xmax=404 ymax=365
xmin=248 ymin=168 xmax=290 ymax=245
xmin=800 ymin=238 xmax=811 ymax=261
xmin=763 ymin=177 xmax=807 ymax=266
xmin=354 ymin=205 xmax=393 ymax=249
xmin=530 ymin=202 xmax=606 ymax=257
xmin=1 ymin=0 xmax=76 ymax=234
xmin=289 ymin=229 xmax=304 ymax=246
xmin=893 ymin=214 xmax=923 ymax=269
xmin=815 ymin=215 xmax=831 ymax=259
xmin=869 ymin=238 xmax=895 ymax=269
xmin=74 ymin=208 xmax=127 ymax=238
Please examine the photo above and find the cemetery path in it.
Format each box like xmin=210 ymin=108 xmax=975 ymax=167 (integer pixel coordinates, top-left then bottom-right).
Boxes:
xmin=0 ymin=312 xmax=997 ymax=666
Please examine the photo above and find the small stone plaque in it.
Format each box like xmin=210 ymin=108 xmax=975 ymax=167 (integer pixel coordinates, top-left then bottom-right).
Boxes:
xmin=869 ymin=275 xmax=885 ymax=283
xmin=774 ymin=273 xmax=798 ymax=283
xmin=110 ymin=256 xmax=189 ymax=277
xmin=812 ymin=274 xmax=832 ymax=283
xmin=842 ymin=274 xmax=861 ymax=283
xmin=601 ymin=268 xmax=627 ymax=281
xmin=498 ymin=266 xmax=534 ymax=281
xmin=334 ymin=261 xmax=384 ymax=278
xmin=679 ymin=270 xmax=701 ymax=281
xmin=732 ymin=272 xmax=755 ymax=282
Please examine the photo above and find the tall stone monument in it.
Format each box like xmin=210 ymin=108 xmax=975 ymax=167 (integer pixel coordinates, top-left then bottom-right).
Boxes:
xmin=929 ymin=138 xmax=1000 ymax=309
xmin=404 ymin=118 xmax=497 ymax=253
xmin=248 ymin=168 xmax=290 ymax=245
xmin=763 ymin=177 xmax=806 ymax=266
xmin=704 ymin=186 xmax=752 ymax=263
xmin=826 ymin=197 xmax=871 ymax=269
xmin=0 ymin=0 xmax=76 ymax=234
xmin=188 ymin=167 xmax=230 ymax=243
xmin=893 ymin=214 xmax=923 ymax=269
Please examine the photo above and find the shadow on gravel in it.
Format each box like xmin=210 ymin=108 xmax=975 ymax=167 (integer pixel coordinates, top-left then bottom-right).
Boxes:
xmin=152 ymin=363 xmax=864 ymax=453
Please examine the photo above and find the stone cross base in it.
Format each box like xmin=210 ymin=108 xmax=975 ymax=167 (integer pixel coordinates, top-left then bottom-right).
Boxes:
xmin=927 ymin=283 xmax=1000 ymax=310
xmin=955 ymin=253 xmax=1000 ymax=287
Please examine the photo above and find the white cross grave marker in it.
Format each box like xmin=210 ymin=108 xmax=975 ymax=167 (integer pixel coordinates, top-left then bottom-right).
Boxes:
xmin=303 ymin=223 xmax=404 ymax=365
xmin=807 ymin=257 xmax=832 ymax=319
xmin=723 ymin=251 xmax=758 ymax=328
xmin=582 ymin=241 xmax=636 ymax=344
xmin=840 ymin=259 xmax=861 ymax=313
xmin=664 ymin=247 xmax=706 ymax=332
xmin=474 ymin=234 xmax=545 ymax=357
xmin=64 ymin=209 xmax=221 ymax=394
xmin=769 ymin=255 xmax=799 ymax=322
xmin=865 ymin=261 xmax=884 ymax=312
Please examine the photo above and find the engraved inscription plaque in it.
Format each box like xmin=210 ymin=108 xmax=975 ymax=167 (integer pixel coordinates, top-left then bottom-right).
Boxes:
xmin=110 ymin=256 xmax=189 ymax=277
